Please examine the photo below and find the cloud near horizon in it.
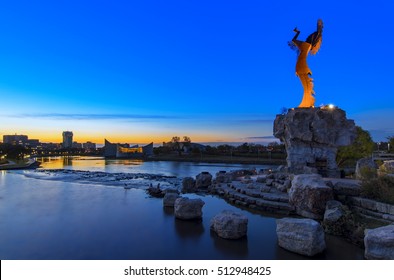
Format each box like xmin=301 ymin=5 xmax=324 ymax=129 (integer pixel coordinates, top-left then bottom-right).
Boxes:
xmin=4 ymin=113 xmax=180 ymax=121
xmin=245 ymin=136 xmax=277 ymax=140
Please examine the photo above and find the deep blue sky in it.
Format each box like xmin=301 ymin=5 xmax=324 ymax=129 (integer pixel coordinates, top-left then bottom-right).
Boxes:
xmin=0 ymin=0 xmax=393 ymax=144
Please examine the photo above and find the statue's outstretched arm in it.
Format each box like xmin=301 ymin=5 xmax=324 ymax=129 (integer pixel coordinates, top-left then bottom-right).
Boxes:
xmin=292 ymin=28 xmax=301 ymax=43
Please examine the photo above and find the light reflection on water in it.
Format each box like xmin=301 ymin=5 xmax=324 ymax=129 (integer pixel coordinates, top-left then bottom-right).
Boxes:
xmin=0 ymin=165 xmax=364 ymax=260
xmin=36 ymin=156 xmax=271 ymax=177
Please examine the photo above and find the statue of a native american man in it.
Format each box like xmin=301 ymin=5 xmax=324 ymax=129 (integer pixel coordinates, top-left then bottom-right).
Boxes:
xmin=289 ymin=19 xmax=323 ymax=107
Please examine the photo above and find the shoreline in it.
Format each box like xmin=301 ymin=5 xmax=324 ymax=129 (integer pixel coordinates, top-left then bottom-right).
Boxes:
xmin=32 ymin=154 xmax=286 ymax=166
xmin=0 ymin=159 xmax=40 ymax=170
xmin=145 ymin=155 xmax=285 ymax=165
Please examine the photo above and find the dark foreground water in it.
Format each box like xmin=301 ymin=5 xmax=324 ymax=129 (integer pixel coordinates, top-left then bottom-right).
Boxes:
xmin=0 ymin=158 xmax=364 ymax=260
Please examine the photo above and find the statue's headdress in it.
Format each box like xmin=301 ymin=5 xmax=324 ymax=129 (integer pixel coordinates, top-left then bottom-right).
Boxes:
xmin=306 ymin=19 xmax=323 ymax=55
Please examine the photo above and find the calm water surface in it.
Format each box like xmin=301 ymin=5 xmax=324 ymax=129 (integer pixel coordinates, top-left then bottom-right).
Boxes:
xmin=0 ymin=158 xmax=364 ymax=260
xmin=37 ymin=156 xmax=272 ymax=177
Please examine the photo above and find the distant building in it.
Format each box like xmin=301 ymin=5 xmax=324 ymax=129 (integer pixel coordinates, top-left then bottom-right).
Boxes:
xmin=62 ymin=131 xmax=73 ymax=149
xmin=82 ymin=141 xmax=96 ymax=150
xmin=3 ymin=134 xmax=28 ymax=145
xmin=72 ymin=142 xmax=82 ymax=149
xmin=104 ymin=139 xmax=153 ymax=158
xmin=41 ymin=142 xmax=61 ymax=150
xmin=27 ymin=139 xmax=40 ymax=148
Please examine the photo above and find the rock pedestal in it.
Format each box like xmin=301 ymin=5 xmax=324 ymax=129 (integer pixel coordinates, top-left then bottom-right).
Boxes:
xmin=274 ymin=107 xmax=356 ymax=177
xmin=276 ymin=218 xmax=326 ymax=256
xmin=210 ymin=210 xmax=248 ymax=239
xmin=174 ymin=197 xmax=205 ymax=220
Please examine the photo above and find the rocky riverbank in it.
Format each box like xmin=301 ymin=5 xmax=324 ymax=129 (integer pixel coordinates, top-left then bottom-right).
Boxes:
xmin=172 ymin=168 xmax=394 ymax=259
xmin=0 ymin=159 xmax=40 ymax=170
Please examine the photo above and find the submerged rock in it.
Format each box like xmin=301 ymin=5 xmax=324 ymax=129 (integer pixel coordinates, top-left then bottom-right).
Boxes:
xmin=196 ymin=172 xmax=213 ymax=189
xmin=215 ymin=171 xmax=232 ymax=184
xmin=174 ymin=197 xmax=205 ymax=220
xmin=210 ymin=210 xmax=248 ymax=239
xmin=276 ymin=218 xmax=326 ymax=257
xmin=147 ymin=184 xmax=165 ymax=198
xmin=163 ymin=193 xmax=181 ymax=207
xmin=181 ymin=177 xmax=196 ymax=193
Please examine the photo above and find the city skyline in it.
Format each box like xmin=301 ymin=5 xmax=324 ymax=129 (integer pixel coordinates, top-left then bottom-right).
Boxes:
xmin=0 ymin=1 xmax=393 ymax=144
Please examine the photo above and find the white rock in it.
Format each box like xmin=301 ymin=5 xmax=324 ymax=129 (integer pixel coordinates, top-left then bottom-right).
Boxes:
xmin=276 ymin=218 xmax=326 ymax=256
xmin=163 ymin=193 xmax=181 ymax=207
xmin=289 ymin=174 xmax=333 ymax=219
xmin=355 ymin=157 xmax=378 ymax=179
xmin=323 ymin=200 xmax=345 ymax=224
xmin=174 ymin=197 xmax=205 ymax=220
xmin=364 ymin=225 xmax=394 ymax=260
xmin=196 ymin=172 xmax=213 ymax=188
xmin=210 ymin=210 xmax=248 ymax=239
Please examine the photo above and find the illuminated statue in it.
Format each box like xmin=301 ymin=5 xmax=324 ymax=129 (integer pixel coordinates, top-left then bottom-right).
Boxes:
xmin=289 ymin=19 xmax=323 ymax=108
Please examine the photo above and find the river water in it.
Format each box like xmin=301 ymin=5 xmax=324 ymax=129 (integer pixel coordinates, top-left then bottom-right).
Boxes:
xmin=0 ymin=157 xmax=364 ymax=260
xmin=36 ymin=156 xmax=271 ymax=177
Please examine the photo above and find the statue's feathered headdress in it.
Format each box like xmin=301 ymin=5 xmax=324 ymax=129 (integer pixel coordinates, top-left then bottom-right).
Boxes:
xmin=306 ymin=19 xmax=323 ymax=55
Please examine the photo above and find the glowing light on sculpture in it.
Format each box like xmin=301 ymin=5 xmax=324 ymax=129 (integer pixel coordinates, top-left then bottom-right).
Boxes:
xmin=289 ymin=19 xmax=323 ymax=108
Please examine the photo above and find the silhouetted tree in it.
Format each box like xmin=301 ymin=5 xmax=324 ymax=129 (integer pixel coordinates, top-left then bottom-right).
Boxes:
xmin=183 ymin=136 xmax=191 ymax=143
xmin=237 ymin=143 xmax=249 ymax=153
xmin=388 ymin=136 xmax=394 ymax=153
xmin=182 ymin=136 xmax=191 ymax=153
xmin=171 ymin=136 xmax=181 ymax=155
xmin=204 ymin=145 xmax=218 ymax=155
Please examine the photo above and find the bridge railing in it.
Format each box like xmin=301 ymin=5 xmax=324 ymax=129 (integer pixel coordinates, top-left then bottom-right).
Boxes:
xmin=372 ymin=152 xmax=394 ymax=160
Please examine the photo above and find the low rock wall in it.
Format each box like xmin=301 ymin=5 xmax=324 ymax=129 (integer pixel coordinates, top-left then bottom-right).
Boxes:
xmin=325 ymin=179 xmax=394 ymax=224
xmin=349 ymin=197 xmax=394 ymax=223
xmin=213 ymin=182 xmax=295 ymax=215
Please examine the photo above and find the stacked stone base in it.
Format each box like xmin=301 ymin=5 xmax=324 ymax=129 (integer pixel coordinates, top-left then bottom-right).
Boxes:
xmin=213 ymin=182 xmax=294 ymax=215
xmin=273 ymin=107 xmax=356 ymax=178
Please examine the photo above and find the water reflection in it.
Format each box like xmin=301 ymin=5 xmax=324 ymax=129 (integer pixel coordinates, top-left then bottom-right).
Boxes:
xmin=174 ymin=219 xmax=205 ymax=239
xmin=273 ymin=233 xmax=364 ymax=260
xmin=210 ymin=231 xmax=249 ymax=258
xmin=274 ymin=244 xmax=309 ymax=260
xmin=106 ymin=159 xmax=144 ymax=166
xmin=37 ymin=156 xmax=107 ymax=170
xmin=63 ymin=157 xmax=72 ymax=166
xmin=36 ymin=156 xmax=273 ymax=178
xmin=162 ymin=207 xmax=174 ymax=216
